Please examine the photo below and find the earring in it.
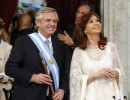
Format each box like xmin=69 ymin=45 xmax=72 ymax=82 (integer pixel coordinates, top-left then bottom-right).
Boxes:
xmin=84 ymin=32 xmax=87 ymax=34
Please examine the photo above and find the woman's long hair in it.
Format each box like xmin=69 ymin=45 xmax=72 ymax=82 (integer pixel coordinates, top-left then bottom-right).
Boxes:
xmin=1 ymin=28 xmax=10 ymax=43
xmin=0 ymin=18 xmax=9 ymax=43
xmin=73 ymin=12 xmax=107 ymax=50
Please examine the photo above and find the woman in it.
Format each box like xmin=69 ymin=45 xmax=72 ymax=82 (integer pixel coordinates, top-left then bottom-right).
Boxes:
xmin=70 ymin=13 xmax=125 ymax=100
xmin=0 ymin=18 xmax=12 ymax=100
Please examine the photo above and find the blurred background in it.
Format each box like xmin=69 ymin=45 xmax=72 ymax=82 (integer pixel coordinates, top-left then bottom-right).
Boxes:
xmin=0 ymin=0 xmax=100 ymax=31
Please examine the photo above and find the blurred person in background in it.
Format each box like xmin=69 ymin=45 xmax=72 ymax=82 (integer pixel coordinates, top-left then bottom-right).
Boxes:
xmin=10 ymin=13 xmax=33 ymax=45
xmin=58 ymin=1 xmax=95 ymax=46
xmin=0 ymin=18 xmax=12 ymax=100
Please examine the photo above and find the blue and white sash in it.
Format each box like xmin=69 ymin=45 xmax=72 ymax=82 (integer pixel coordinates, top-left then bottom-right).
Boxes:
xmin=28 ymin=32 xmax=59 ymax=91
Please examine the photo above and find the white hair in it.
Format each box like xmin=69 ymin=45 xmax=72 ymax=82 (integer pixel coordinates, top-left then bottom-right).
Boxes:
xmin=35 ymin=7 xmax=59 ymax=21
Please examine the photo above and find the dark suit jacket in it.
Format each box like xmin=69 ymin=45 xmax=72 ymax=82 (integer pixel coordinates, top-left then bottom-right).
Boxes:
xmin=5 ymin=33 xmax=68 ymax=100
xmin=10 ymin=28 xmax=33 ymax=45
xmin=64 ymin=23 xmax=75 ymax=75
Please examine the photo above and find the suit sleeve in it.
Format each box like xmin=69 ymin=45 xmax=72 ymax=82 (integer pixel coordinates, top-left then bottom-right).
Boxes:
xmin=5 ymin=37 xmax=33 ymax=86
xmin=59 ymin=43 xmax=69 ymax=92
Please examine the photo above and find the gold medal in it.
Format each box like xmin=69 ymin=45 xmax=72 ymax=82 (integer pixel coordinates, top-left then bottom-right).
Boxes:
xmin=49 ymin=58 xmax=54 ymax=64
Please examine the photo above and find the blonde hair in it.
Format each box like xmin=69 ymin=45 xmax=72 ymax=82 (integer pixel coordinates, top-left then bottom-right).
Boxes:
xmin=0 ymin=28 xmax=10 ymax=43
xmin=0 ymin=18 xmax=10 ymax=43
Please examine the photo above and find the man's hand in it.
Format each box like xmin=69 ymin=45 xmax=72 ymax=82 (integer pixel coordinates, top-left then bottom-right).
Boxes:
xmin=31 ymin=73 xmax=53 ymax=85
xmin=52 ymin=89 xmax=64 ymax=100
xmin=58 ymin=31 xmax=74 ymax=46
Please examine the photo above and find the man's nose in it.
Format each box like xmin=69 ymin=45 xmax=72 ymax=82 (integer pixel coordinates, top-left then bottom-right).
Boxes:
xmin=77 ymin=12 xmax=82 ymax=18
xmin=50 ymin=20 xmax=57 ymax=25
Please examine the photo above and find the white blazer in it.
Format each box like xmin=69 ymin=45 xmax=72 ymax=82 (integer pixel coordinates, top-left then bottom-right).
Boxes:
xmin=0 ymin=40 xmax=12 ymax=100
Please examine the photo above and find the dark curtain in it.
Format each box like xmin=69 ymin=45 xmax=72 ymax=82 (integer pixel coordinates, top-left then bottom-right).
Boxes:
xmin=47 ymin=0 xmax=100 ymax=29
xmin=0 ymin=0 xmax=18 ymax=31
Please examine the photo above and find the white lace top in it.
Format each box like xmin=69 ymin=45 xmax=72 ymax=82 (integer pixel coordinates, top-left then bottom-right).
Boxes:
xmin=70 ymin=42 xmax=124 ymax=100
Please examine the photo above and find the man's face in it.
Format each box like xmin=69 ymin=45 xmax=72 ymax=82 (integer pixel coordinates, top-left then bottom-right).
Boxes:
xmin=75 ymin=5 xmax=90 ymax=25
xmin=36 ymin=12 xmax=58 ymax=38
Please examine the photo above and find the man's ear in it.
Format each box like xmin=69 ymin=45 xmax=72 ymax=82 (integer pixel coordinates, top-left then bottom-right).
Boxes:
xmin=35 ymin=19 xmax=40 ymax=27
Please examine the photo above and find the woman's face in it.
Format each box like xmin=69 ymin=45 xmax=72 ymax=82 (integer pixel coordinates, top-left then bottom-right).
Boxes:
xmin=84 ymin=15 xmax=102 ymax=35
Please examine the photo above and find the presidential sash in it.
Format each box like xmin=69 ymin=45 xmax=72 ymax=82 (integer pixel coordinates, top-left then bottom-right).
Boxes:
xmin=29 ymin=33 xmax=59 ymax=91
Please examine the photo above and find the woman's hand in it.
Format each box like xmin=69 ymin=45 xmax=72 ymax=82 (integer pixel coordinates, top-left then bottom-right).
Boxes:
xmin=110 ymin=70 xmax=119 ymax=79
xmin=87 ymin=68 xmax=119 ymax=84
xmin=95 ymin=68 xmax=119 ymax=79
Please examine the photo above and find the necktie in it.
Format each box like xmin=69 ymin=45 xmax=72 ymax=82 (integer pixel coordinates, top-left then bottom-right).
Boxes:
xmin=45 ymin=39 xmax=50 ymax=50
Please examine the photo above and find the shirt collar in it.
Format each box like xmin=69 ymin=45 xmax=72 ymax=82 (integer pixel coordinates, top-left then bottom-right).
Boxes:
xmin=38 ymin=31 xmax=53 ymax=53
xmin=38 ymin=31 xmax=51 ymax=43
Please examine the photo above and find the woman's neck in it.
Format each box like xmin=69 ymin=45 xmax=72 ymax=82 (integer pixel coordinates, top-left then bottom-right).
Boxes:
xmin=87 ymin=34 xmax=99 ymax=48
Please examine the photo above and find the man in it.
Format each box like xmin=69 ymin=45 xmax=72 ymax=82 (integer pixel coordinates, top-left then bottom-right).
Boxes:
xmin=58 ymin=2 xmax=95 ymax=46
xmin=10 ymin=13 xmax=33 ymax=45
xmin=58 ymin=1 xmax=95 ymax=70
xmin=5 ymin=7 xmax=68 ymax=100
